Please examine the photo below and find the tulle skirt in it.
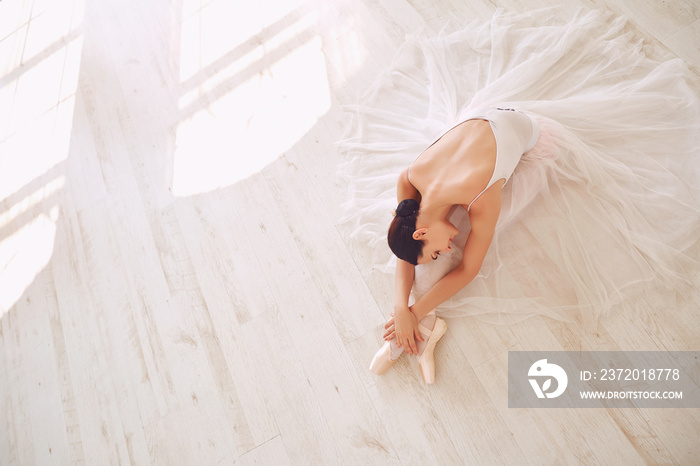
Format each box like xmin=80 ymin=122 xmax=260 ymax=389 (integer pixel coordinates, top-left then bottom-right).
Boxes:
xmin=337 ymin=8 xmax=700 ymax=329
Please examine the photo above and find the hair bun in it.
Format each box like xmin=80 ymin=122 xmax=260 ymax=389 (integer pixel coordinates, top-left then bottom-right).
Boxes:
xmin=396 ymin=199 xmax=419 ymax=217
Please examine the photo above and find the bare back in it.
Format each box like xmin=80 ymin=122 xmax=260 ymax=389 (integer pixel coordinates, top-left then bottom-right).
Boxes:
xmin=407 ymin=119 xmax=502 ymax=212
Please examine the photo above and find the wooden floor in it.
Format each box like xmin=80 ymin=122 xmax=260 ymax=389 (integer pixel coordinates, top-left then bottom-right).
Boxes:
xmin=1 ymin=0 xmax=699 ymax=464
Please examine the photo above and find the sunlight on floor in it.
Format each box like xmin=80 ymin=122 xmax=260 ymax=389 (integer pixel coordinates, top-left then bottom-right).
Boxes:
xmin=172 ymin=0 xmax=331 ymax=197
xmin=0 ymin=204 xmax=62 ymax=312
xmin=0 ymin=0 xmax=84 ymax=315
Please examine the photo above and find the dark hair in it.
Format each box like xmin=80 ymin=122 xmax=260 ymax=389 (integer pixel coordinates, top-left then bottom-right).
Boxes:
xmin=387 ymin=199 xmax=424 ymax=265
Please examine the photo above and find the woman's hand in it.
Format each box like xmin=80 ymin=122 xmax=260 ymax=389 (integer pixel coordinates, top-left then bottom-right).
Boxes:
xmin=384 ymin=307 xmax=423 ymax=356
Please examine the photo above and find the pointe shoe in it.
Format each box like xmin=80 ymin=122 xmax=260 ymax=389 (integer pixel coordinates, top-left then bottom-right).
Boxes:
xmin=417 ymin=317 xmax=447 ymax=384
xmin=369 ymin=341 xmax=400 ymax=375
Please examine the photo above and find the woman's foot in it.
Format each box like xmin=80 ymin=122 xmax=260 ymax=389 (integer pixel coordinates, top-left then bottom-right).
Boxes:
xmin=369 ymin=340 xmax=403 ymax=375
xmin=417 ymin=317 xmax=447 ymax=384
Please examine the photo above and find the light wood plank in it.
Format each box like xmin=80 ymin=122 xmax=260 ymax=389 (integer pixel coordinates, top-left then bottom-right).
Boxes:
xmin=239 ymin=435 xmax=291 ymax=466
xmin=233 ymin=173 xmax=398 ymax=463
xmin=14 ymin=270 xmax=69 ymax=464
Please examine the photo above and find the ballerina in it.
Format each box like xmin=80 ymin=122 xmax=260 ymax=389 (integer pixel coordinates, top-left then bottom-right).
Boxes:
xmin=344 ymin=9 xmax=700 ymax=384
xmin=370 ymin=108 xmax=539 ymax=383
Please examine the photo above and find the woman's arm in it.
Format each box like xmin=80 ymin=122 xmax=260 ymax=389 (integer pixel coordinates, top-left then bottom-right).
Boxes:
xmin=390 ymin=168 xmax=424 ymax=354
xmin=410 ymin=203 xmax=500 ymax=322
xmin=393 ymin=167 xmax=421 ymax=310
xmin=391 ymin=258 xmax=425 ymax=355
xmin=394 ymin=258 xmax=415 ymax=311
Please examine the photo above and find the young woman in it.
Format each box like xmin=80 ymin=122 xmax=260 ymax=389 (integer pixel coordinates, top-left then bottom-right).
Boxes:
xmin=343 ymin=9 xmax=700 ymax=385
xmin=370 ymin=108 xmax=539 ymax=383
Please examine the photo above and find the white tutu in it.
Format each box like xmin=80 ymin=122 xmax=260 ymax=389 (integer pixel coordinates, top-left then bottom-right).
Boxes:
xmin=337 ymin=8 xmax=700 ymax=329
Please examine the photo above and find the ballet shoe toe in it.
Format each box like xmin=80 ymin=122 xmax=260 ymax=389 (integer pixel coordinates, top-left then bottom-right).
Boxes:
xmin=369 ymin=341 xmax=399 ymax=375
xmin=418 ymin=317 xmax=447 ymax=384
